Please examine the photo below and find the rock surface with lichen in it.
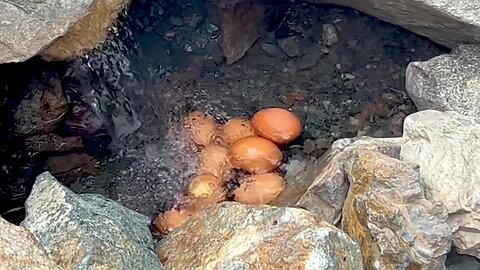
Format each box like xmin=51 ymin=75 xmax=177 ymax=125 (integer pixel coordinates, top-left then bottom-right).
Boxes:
xmin=0 ymin=216 xmax=62 ymax=270
xmin=21 ymin=172 xmax=164 ymax=270
xmin=156 ymin=202 xmax=363 ymax=270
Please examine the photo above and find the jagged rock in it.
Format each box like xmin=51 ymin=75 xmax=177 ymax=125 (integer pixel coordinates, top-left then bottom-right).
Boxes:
xmin=216 ymin=0 xmax=265 ymax=65
xmin=13 ymin=73 xmax=67 ymax=136
xmin=341 ymin=148 xmax=452 ymax=269
xmin=21 ymin=172 xmax=164 ymax=270
xmin=406 ymin=45 xmax=480 ymax=118
xmin=41 ymin=0 xmax=130 ymax=61
xmin=0 ymin=216 xmax=61 ymax=270
xmin=303 ymin=0 xmax=480 ymax=48
xmin=401 ymin=110 xmax=480 ymax=258
xmin=156 ymin=202 xmax=363 ymax=270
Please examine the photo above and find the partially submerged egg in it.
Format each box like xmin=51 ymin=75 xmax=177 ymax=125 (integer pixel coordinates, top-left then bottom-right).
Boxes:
xmin=229 ymin=136 xmax=283 ymax=174
xmin=183 ymin=111 xmax=218 ymax=147
xmin=153 ymin=207 xmax=197 ymax=235
xmin=199 ymin=144 xmax=232 ymax=180
xmin=188 ymin=174 xmax=225 ymax=200
xmin=233 ymin=173 xmax=286 ymax=205
xmin=220 ymin=118 xmax=256 ymax=145
xmin=252 ymin=108 xmax=302 ymax=145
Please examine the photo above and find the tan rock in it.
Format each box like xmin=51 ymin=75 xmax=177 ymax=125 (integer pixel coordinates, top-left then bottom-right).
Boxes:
xmin=157 ymin=202 xmax=363 ymax=270
xmin=0 ymin=216 xmax=61 ymax=270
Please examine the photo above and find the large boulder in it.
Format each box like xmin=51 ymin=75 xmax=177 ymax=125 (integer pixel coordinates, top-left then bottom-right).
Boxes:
xmin=406 ymin=45 xmax=480 ymax=118
xmin=21 ymin=172 xmax=164 ymax=270
xmin=303 ymin=0 xmax=480 ymax=48
xmin=157 ymin=202 xmax=363 ymax=269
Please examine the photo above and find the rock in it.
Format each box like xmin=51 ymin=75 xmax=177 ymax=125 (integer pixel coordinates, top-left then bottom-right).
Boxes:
xmin=0 ymin=216 xmax=61 ymax=270
xmin=216 ymin=0 xmax=265 ymax=65
xmin=400 ymin=110 xmax=480 ymax=258
xmin=342 ymin=148 xmax=452 ymax=269
xmin=41 ymin=0 xmax=130 ymax=61
xmin=25 ymin=134 xmax=84 ymax=153
xmin=322 ymin=24 xmax=339 ymax=46
xmin=21 ymin=172 xmax=164 ymax=270
xmin=46 ymin=153 xmax=100 ymax=183
xmin=260 ymin=41 xmax=283 ymax=57
xmin=156 ymin=202 xmax=363 ymax=269
xmin=406 ymin=45 xmax=480 ymax=118
xmin=446 ymin=250 xmax=480 ymax=270
xmin=303 ymin=0 xmax=480 ymax=48
xmin=14 ymin=73 xmax=67 ymax=136
xmin=278 ymin=36 xmax=301 ymax=58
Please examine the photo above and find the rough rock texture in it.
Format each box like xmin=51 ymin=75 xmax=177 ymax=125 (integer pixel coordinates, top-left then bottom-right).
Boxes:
xmin=406 ymin=45 xmax=480 ymax=118
xmin=401 ymin=110 xmax=480 ymax=258
xmin=303 ymin=0 xmax=480 ymax=48
xmin=41 ymin=0 xmax=130 ymax=61
xmin=216 ymin=0 xmax=265 ymax=65
xmin=157 ymin=202 xmax=363 ymax=270
xmin=0 ymin=216 xmax=61 ymax=270
xmin=342 ymin=148 xmax=452 ymax=270
xmin=21 ymin=172 xmax=164 ymax=270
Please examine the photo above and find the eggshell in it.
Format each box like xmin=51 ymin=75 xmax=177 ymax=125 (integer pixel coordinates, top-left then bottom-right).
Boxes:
xmin=153 ymin=207 xmax=197 ymax=235
xmin=183 ymin=111 xmax=218 ymax=147
xmin=252 ymin=108 xmax=302 ymax=144
xmin=199 ymin=144 xmax=232 ymax=181
xmin=220 ymin=118 xmax=256 ymax=145
xmin=188 ymin=174 xmax=224 ymax=199
xmin=229 ymin=136 xmax=283 ymax=174
xmin=233 ymin=173 xmax=286 ymax=205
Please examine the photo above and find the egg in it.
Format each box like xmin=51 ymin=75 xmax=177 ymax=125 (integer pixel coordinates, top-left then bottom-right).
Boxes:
xmin=153 ymin=207 xmax=197 ymax=235
xmin=233 ymin=173 xmax=286 ymax=205
xmin=252 ymin=108 xmax=302 ymax=144
xmin=229 ymin=136 xmax=283 ymax=174
xmin=183 ymin=111 xmax=218 ymax=147
xmin=188 ymin=174 xmax=225 ymax=200
xmin=199 ymin=144 xmax=232 ymax=181
xmin=219 ymin=118 xmax=256 ymax=145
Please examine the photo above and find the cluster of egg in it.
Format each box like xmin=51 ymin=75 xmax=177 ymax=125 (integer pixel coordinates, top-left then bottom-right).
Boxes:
xmin=153 ymin=108 xmax=302 ymax=235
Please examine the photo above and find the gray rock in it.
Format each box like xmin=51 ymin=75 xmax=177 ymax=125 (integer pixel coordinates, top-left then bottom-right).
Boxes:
xmin=21 ymin=172 xmax=164 ymax=270
xmin=446 ymin=251 xmax=480 ymax=270
xmin=406 ymin=45 xmax=480 ymax=118
xmin=156 ymin=202 xmax=363 ymax=269
xmin=322 ymin=24 xmax=339 ymax=46
xmin=0 ymin=216 xmax=61 ymax=270
xmin=278 ymin=36 xmax=301 ymax=57
xmin=303 ymin=0 xmax=480 ymax=48
xmin=0 ymin=0 xmax=95 ymax=63
xmin=400 ymin=110 xmax=480 ymax=258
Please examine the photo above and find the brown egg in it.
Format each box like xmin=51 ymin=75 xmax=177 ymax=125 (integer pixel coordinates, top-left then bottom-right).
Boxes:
xmin=153 ymin=207 xmax=197 ymax=235
xmin=183 ymin=111 xmax=218 ymax=147
xmin=199 ymin=144 xmax=232 ymax=181
xmin=220 ymin=118 xmax=256 ymax=145
xmin=233 ymin=173 xmax=286 ymax=205
xmin=188 ymin=174 xmax=225 ymax=199
xmin=252 ymin=108 xmax=302 ymax=145
xmin=229 ymin=136 xmax=283 ymax=174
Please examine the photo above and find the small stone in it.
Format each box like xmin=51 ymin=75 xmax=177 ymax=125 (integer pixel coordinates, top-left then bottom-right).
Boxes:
xmin=297 ymin=54 xmax=318 ymax=70
xmin=303 ymin=139 xmax=316 ymax=154
xmin=322 ymin=24 xmax=339 ymax=46
xmin=260 ymin=41 xmax=282 ymax=57
xmin=342 ymin=73 xmax=356 ymax=80
xmin=278 ymin=36 xmax=301 ymax=57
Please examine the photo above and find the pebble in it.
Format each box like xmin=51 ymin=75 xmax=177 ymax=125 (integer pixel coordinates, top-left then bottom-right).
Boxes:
xmin=278 ymin=36 xmax=301 ymax=57
xmin=322 ymin=24 xmax=339 ymax=46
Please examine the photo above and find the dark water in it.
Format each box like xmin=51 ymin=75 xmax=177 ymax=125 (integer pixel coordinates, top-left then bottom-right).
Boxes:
xmin=0 ymin=0 xmax=447 ymax=223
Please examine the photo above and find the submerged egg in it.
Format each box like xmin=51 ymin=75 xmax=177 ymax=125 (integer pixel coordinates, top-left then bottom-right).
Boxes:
xmin=183 ymin=111 xmax=218 ymax=147
xmin=252 ymin=108 xmax=302 ymax=145
xmin=199 ymin=144 xmax=232 ymax=181
xmin=229 ymin=136 xmax=283 ymax=174
xmin=233 ymin=173 xmax=286 ymax=205
xmin=220 ymin=118 xmax=256 ymax=145
xmin=153 ymin=207 xmax=197 ymax=235
xmin=188 ymin=174 xmax=225 ymax=200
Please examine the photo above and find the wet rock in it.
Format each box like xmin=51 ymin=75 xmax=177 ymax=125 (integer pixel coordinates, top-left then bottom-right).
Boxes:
xmin=156 ymin=202 xmax=363 ymax=269
xmin=46 ymin=153 xmax=100 ymax=183
xmin=406 ymin=45 xmax=480 ymax=118
xmin=342 ymin=148 xmax=452 ymax=270
xmin=14 ymin=74 xmax=67 ymax=136
xmin=25 ymin=134 xmax=83 ymax=153
xmin=0 ymin=0 xmax=95 ymax=63
xmin=278 ymin=36 xmax=301 ymax=57
xmin=41 ymin=0 xmax=131 ymax=61
xmin=400 ymin=110 xmax=480 ymax=258
xmin=64 ymin=103 xmax=105 ymax=137
xmin=322 ymin=24 xmax=339 ymax=46
xmin=216 ymin=0 xmax=265 ymax=65
xmin=0 ymin=216 xmax=61 ymax=270
xmin=21 ymin=172 xmax=164 ymax=270
xmin=304 ymin=0 xmax=480 ymax=48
